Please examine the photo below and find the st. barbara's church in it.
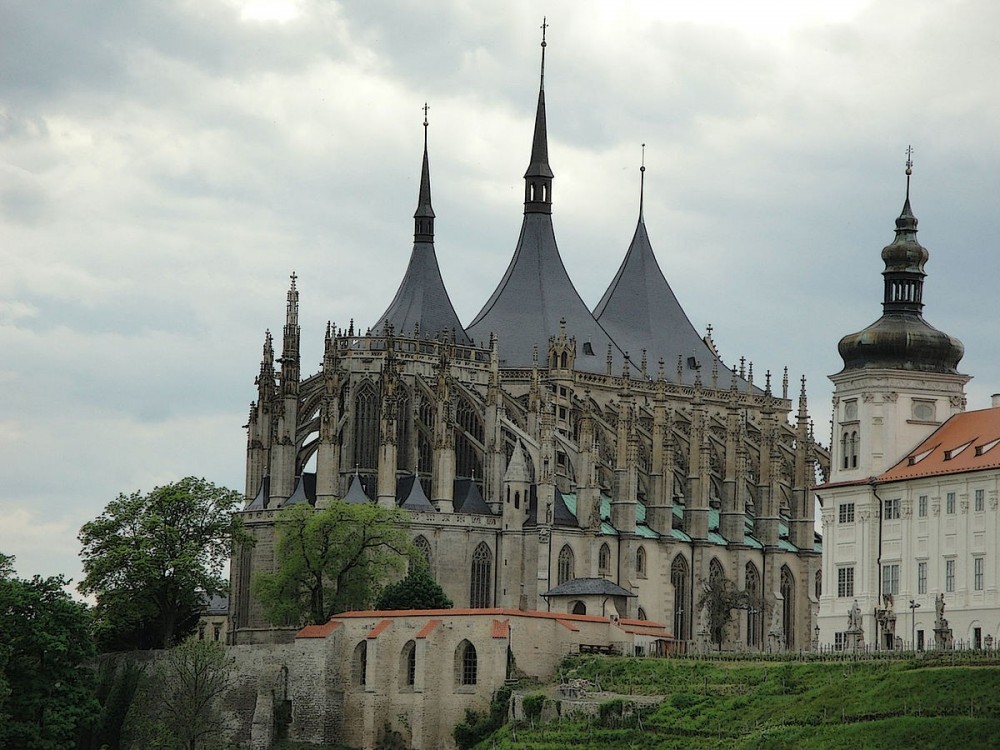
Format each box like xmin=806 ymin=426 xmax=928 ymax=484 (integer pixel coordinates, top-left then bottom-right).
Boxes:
xmin=228 ymin=27 xmax=833 ymax=652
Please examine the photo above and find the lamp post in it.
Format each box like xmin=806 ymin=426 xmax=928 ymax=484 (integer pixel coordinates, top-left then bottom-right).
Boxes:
xmin=909 ymin=599 xmax=921 ymax=651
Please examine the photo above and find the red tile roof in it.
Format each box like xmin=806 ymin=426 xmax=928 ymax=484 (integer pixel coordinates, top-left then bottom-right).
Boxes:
xmin=367 ymin=619 xmax=392 ymax=639
xmin=491 ymin=619 xmax=510 ymax=639
xmin=556 ymin=619 xmax=579 ymax=632
xmin=296 ymin=620 xmax=343 ymax=639
xmin=879 ymin=407 xmax=1000 ymax=483
xmin=415 ymin=619 xmax=442 ymax=639
xmin=329 ymin=607 xmax=616 ymax=625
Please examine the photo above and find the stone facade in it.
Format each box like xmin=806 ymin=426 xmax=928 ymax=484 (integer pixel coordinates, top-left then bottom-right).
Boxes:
xmin=220 ymin=609 xmax=669 ymax=750
xmin=228 ymin=32 xmax=829 ymax=656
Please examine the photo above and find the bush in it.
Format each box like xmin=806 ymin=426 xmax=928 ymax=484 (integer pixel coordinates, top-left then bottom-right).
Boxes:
xmin=452 ymin=686 xmax=512 ymax=749
xmin=522 ymin=693 xmax=546 ymax=723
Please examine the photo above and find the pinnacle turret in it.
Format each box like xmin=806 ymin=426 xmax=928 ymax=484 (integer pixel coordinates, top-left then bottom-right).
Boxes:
xmin=413 ymin=103 xmax=435 ymax=243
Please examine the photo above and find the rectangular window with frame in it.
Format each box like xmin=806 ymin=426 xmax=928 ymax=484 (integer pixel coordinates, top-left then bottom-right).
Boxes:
xmin=837 ymin=567 xmax=855 ymax=598
xmin=975 ymin=489 xmax=985 ymax=512
xmin=917 ymin=561 xmax=927 ymax=594
xmin=974 ymin=557 xmax=984 ymax=591
xmin=918 ymin=495 xmax=928 ymax=518
xmin=839 ymin=503 xmax=855 ymax=524
xmin=883 ymin=498 xmax=900 ymax=520
xmin=882 ymin=563 xmax=900 ymax=596
xmin=946 ymin=492 xmax=956 ymax=514
xmin=945 ymin=559 xmax=955 ymax=592
xmin=834 ymin=631 xmax=845 ymax=651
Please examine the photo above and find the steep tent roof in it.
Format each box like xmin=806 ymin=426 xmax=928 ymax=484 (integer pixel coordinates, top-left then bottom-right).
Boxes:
xmin=594 ymin=191 xmax=748 ymax=389
xmin=400 ymin=474 xmax=436 ymax=512
xmin=465 ymin=32 xmax=624 ymax=373
xmin=371 ymin=115 xmax=471 ymax=345
xmin=343 ymin=472 xmax=372 ymax=505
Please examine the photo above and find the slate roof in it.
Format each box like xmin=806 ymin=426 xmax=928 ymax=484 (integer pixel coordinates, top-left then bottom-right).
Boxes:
xmin=465 ymin=48 xmax=624 ymax=372
xmin=342 ymin=472 xmax=372 ymax=504
xmin=400 ymin=474 xmax=436 ymax=512
xmin=467 ymin=213 xmax=625 ymax=372
xmin=878 ymin=407 xmax=1000 ymax=482
xmin=371 ymin=122 xmax=471 ymax=345
xmin=594 ymin=215 xmax=750 ymax=389
xmin=454 ymin=479 xmax=493 ymax=515
xmin=542 ymin=577 xmax=635 ymax=598
xmin=283 ymin=473 xmax=316 ymax=506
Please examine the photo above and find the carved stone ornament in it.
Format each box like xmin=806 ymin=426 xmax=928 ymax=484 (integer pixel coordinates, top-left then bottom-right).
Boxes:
xmin=902 ymin=500 xmax=912 ymax=519
xmin=991 ymin=496 xmax=998 ymax=511
xmin=862 ymin=392 xmax=875 ymax=403
xmin=932 ymin=501 xmax=941 ymax=516
xmin=960 ymin=500 xmax=969 ymax=514
xmin=884 ymin=391 xmax=899 ymax=403
xmin=950 ymin=396 xmax=965 ymax=408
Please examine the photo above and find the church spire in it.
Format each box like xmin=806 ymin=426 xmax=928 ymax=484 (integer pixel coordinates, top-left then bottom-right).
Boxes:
xmin=413 ymin=103 xmax=435 ymax=243
xmin=523 ymin=17 xmax=553 ymax=214
xmin=639 ymin=143 xmax=646 ymax=223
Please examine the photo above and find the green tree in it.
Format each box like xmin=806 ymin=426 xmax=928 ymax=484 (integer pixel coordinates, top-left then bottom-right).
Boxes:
xmin=375 ymin=564 xmax=453 ymax=610
xmin=0 ymin=554 xmax=99 ymax=749
xmin=123 ymin=638 xmax=234 ymax=750
xmin=79 ymin=477 xmax=248 ymax=650
xmin=254 ymin=502 xmax=411 ymax=625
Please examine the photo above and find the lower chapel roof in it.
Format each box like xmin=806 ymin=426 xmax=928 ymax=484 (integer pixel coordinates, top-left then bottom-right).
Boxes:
xmin=245 ymin=474 xmax=820 ymax=554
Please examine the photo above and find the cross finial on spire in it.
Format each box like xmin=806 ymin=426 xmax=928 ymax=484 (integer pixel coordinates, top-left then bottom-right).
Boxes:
xmin=639 ymin=143 xmax=646 ymax=221
xmin=289 ymin=271 xmax=297 ymax=289
xmin=905 ymin=144 xmax=914 ymax=200
xmin=422 ymin=102 xmax=429 ymax=127
xmin=539 ymin=17 xmax=548 ymax=87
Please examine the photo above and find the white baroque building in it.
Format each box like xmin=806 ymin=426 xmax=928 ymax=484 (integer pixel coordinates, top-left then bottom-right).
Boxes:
xmin=816 ymin=162 xmax=1000 ymax=650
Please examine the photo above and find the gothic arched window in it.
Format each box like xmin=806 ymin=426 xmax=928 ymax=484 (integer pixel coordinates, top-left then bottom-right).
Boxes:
xmin=456 ymin=395 xmax=484 ymax=480
xmin=850 ymin=431 xmax=859 ymax=469
xmin=781 ymin=565 xmax=795 ymax=650
xmin=456 ymin=640 xmax=477 ymax=685
xmin=745 ymin=562 xmax=761 ymax=649
xmin=470 ymin=543 xmax=492 ymax=608
xmin=353 ymin=381 xmax=380 ymax=472
xmin=352 ymin=641 xmax=368 ymax=687
xmin=671 ymin=554 xmax=690 ymax=641
xmin=557 ymin=545 xmax=575 ymax=585
xmin=815 ymin=570 xmax=822 ymax=599
xmin=413 ymin=535 xmax=432 ymax=570
xmin=709 ymin=557 xmax=725 ymax=583
xmin=636 ymin=546 xmax=647 ymax=577
xmin=400 ymin=640 xmax=416 ymax=688
xmin=396 ymin=383 xmax=411 ymax=471
xmin=598 ymin=543 xmax=611 ymax=575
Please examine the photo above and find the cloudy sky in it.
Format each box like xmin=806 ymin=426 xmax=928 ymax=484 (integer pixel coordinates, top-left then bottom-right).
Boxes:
xmin=2 ymin=0 xmax=997 ymax=587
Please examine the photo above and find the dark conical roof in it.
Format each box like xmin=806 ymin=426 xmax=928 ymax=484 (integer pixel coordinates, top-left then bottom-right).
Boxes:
xmin=594 ymin=213 xmax=748 ymax=388
xmin=466 ymin=213 xmax=624 ymax=371
xmin=343 ymin=473 xmax=372 ymax=504
xmin=400 ymin=474 xmax=436 ymax=512
xmin=371 ymin=118 xmax=471 ymax=345
xmin=466 ymin=32 xmax=624 ymax=372
xmin=838 ymin=164 xmax=963 ymax=375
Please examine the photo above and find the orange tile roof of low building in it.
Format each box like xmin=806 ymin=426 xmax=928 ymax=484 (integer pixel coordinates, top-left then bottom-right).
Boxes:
xmin=415 ymin=619 xmax=442 ymax=639
xmin=367 ymin=619 xmax=392 ymax=639
xmin=556 ymin=618 xmax=580 ymax=631
xmin=297 ymin=620 xmax=343 ymax=639
xmin=491 ymin=619 xmax=510 ymax=639
xmin=879 ymin=407 xmax=1000 ymax=483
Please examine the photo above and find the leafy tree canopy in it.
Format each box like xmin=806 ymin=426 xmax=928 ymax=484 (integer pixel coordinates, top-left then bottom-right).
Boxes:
xmin=123 ymin=638 xmax=234 ymax=750
xmin=254 ymin=502 xmax=411 ymax=626
xmin=375 ymin=564 xmax=453 ymax=611
xmin=79 ymin=477 xmax=248 ymax=650
xmin=0 ymin=553 xmax=99 ymax=749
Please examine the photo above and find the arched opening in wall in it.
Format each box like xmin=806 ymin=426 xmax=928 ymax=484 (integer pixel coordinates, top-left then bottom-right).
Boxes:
xmin=413 ymin=535 xmax=432 ymax=571
xmin=598 ymin=543 xmax=611 ymax=575
xmin=542 ymin=183 xmax=548 ymax=202
xmin=456 ymin=395 xmax=484 ymax=480
xmin=560 ymin=351 xmax=568 ymax=368
xmin=814 ymin=570 xmax=822 ymax=599
xmin=557 ymin=545 xmax=575 ymax=585
xmin=417 ymin=397 xmax=435 ymax=481
xmin=745 ymin=562 xmax=761 ymax=649
xmin=636 ymin=546 xmax=647 ymax=577
xmin=572 ymin=600 xmax=587 ymax=615
xmin=708 ymin=558 xmax=727 ymax=645
xmin=850 ymin=432 xmax=859 ymax=469
xmin=529 ymin=183 xmax=536 ymax=201
xmin=470 ymin=543 xmax=492 ymax=608
xmin=709 ymin=558 xmax=725 ymax=584
xmin=352 ymin=641 xmax=368 ymax=687
xmin=841 ymin=432 xmax=848 ymax=470
xmin=455 ymin=640 xmax=477 ymax=685
xmin=637 ymin=607 xmax=647 ymax=621
xmin=671 ymin=554 xmax=690 ymax=641
xmin=781 ymin=565 xmax=795 ymax=650
xmin=400 ymin=640 xmax=416 ymax=688
xmin=353 ymin=380 xmax=380 ymax=473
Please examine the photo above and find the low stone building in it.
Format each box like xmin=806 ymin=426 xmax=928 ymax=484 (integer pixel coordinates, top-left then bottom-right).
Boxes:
xmin=226 ymin=608 xmax=670 ymax=750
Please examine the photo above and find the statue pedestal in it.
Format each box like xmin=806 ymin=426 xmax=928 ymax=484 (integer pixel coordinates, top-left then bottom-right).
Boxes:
xmin=934 ymin=627 xmax=953 ymax=650
xmin=845 ymin=628 xmax=865 ymax=652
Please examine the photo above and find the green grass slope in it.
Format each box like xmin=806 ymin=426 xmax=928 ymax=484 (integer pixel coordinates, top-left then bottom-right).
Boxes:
xmin=480 ymin=655 xmax=1000 ymax=750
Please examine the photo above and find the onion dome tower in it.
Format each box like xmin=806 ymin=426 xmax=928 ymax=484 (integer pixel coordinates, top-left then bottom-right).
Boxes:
xmin=594 ymin=151 xmax=750 ymax=389
xmin=837 ymin=154 xmax=963 ymax=374
xmin=371 ymin=107 xmax=472 ymax=345
xmin=829 ymin=150 xmax=968 ymax=481
xmin=466 ymin=20 xmax=624 ymax=372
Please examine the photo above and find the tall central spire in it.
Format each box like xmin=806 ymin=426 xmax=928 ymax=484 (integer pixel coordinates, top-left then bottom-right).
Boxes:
xmin=414 ymin=102 xmax=435 ymax=243
xmin=524 ymin=17 xmax=553 ymax=214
